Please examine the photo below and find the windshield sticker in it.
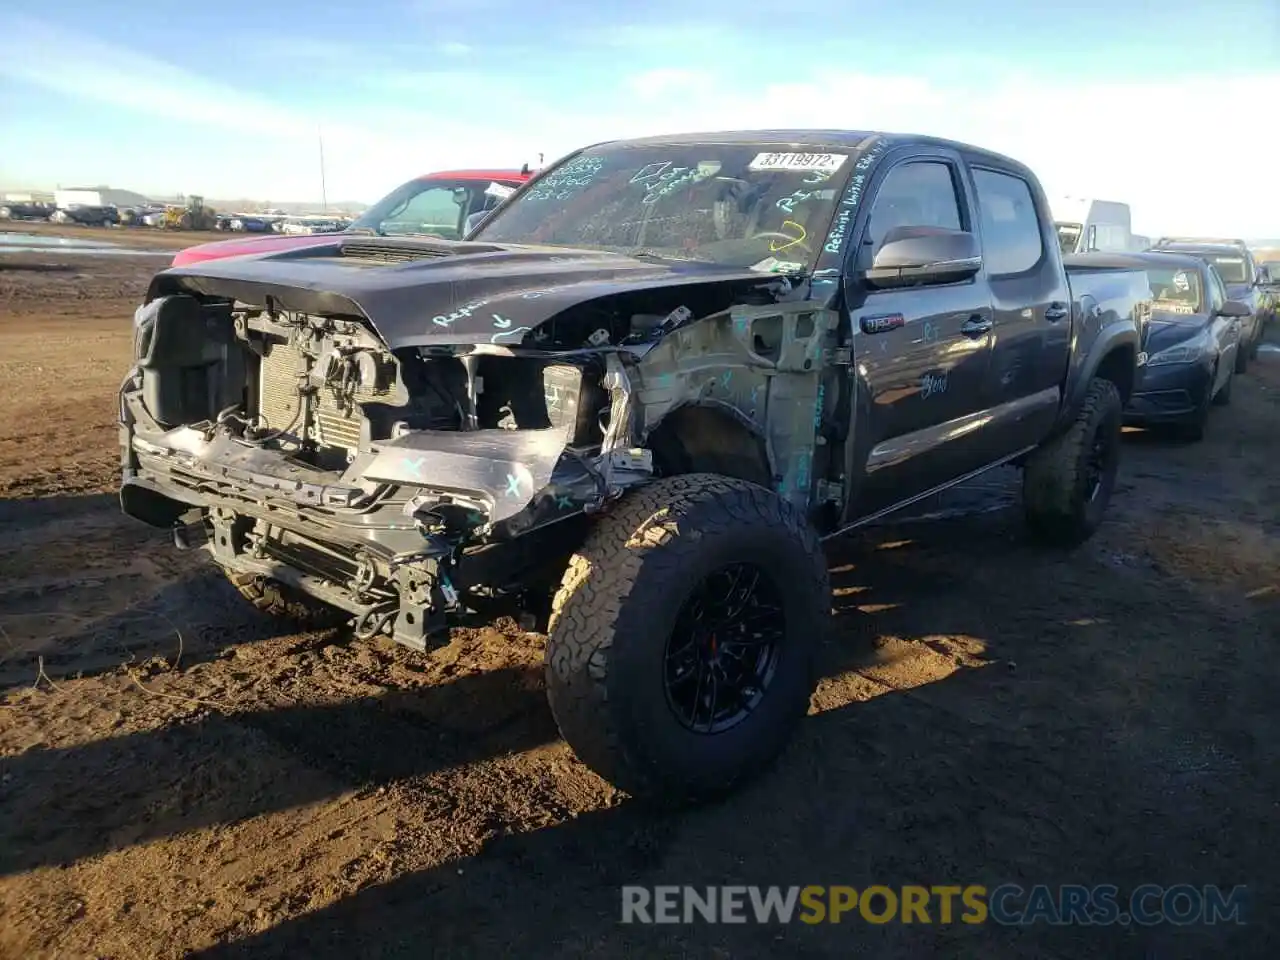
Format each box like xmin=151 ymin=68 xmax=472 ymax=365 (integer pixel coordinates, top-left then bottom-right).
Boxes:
xmin=751 ymin=256 xmax=806 ymax=274
xmin=1173 ymin=271 xmax=1190 ymax=292
xmin=485 ymin=181 xmax=516 ymax=201
xmin=748 ymin=152 xmax=847 ymax=173
xmin=525 ymin=156 xmax=605 ymax=202
xmin=1153 ymin=300 xmax=1196 ymax=315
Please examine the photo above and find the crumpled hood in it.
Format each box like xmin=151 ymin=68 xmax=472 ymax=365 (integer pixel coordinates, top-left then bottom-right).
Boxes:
xmin=148 ymin=235 xmax=798 ymax=348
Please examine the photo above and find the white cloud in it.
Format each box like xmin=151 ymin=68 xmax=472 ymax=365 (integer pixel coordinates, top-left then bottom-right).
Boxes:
xmin=3 ymin=10 xmax=1277 ymax=235
xmin=439 ymin=41 xmax=472 ymax=56
xmin=540 ymin=68 xmax=1280 ymax=237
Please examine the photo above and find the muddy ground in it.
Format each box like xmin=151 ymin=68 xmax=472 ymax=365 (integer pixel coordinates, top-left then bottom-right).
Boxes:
xmin=0 ymin=250 xmax=1277 ymax=959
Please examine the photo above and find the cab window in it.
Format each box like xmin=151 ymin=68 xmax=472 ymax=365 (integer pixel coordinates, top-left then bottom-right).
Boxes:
xmin=971 ymin=168 xmax=1044 ymax=275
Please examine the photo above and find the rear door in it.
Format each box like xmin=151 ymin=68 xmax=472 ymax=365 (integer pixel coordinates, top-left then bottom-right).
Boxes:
xmin=967 ymin=162 xmax=1072 ymax=453
xmin=841 ymin=147 xmax=995 ymax=513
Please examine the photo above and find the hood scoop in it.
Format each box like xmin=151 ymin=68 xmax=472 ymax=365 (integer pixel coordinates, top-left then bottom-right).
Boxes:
xmin=339 ymin=240 xmax=458 ymax=264
xmin=337 ymin=237 xmax=511 ymax=265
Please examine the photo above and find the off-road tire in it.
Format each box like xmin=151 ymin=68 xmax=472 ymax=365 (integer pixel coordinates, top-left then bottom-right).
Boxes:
xmin=544 ymin=474 xmax=829 ymax=806
xmin=1022 ymin=377 xmax=1123 ymax=547
xmin=222 ymin=568 xmax=345 ymax=627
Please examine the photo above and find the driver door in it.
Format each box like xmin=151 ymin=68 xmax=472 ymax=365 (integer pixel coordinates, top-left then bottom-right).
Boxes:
xmin=842 ymin=151 xmax=995 ymax=513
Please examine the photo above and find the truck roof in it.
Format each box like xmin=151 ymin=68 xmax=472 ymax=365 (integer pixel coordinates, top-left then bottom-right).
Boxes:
xmin=580 ymin=129 xmax=1038 ymax=178
xmin=1065 ymin=251 xmax=1209 ymax=272
xmin=1154 ymin=241 xmax=1253 ymax=259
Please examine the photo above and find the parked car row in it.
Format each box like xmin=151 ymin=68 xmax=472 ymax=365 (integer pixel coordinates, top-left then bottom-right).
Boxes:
xmin=124 ymin=129 xmax=1273 ymax=806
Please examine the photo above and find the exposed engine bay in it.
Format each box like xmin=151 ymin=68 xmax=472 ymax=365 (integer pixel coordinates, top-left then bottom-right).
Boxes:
xmin=120 ymin=255 xmax=841 ymax=651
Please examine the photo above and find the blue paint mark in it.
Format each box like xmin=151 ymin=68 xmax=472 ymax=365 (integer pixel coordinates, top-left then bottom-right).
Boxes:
xmin=491 ymin=326 xmax=533 ymax=343
xmin=402 ymin=456 xmax=425 ymax=478
xmin=794 ymin=453 xmax=812 ymax=497
xmin=750 ymin=384 xmax=761 ymax=406
xmin=651 ymin=373 xmax=675 ymax=388
xmin=733 ymin=315 xmax=750 ymax=337
xmin=504 ymin=473 xmax=523 ymax=498
xmin=813 ymin=384 xmax=825 ymax=431
xmin=492 ymin=313 xmax=513 ymax=330
xmin=555 ymin=494 xmax=573 ymax=510
xmin=720 ymin=369 xmax=733 ymax=389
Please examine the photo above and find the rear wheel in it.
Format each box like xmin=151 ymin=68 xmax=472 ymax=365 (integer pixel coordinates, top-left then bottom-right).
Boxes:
xmin=544 ymin=474 xmax=829 ymax=806
xmin=1022 ymin=378 xmax=1123 ymax=547
xmin=222 ymin=568 xmax=345 ymax=627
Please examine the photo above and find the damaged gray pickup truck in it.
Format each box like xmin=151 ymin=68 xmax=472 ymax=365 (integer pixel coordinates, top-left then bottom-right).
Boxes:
xmin=120 ymin=130 xmax=1148 ymax=803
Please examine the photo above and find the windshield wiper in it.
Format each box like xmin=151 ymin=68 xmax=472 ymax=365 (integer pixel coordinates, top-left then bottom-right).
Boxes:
xmin=344 ymin=226 xmax=383 ymax=236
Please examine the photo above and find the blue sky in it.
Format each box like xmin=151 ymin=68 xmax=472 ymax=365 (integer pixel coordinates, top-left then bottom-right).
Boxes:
xmin=2 ymin=0 xmax=1278 ymax=234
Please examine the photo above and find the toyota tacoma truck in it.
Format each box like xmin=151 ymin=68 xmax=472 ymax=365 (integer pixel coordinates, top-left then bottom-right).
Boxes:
xmin=119 ymin=130 xmax=1145 ymax=804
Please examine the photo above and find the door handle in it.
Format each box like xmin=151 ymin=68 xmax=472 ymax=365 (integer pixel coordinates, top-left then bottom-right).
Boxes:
xmin=960 ymin=315 xmax=993 ymax=337
xmin=1044 ymin=301 xmax=1069 ymax=322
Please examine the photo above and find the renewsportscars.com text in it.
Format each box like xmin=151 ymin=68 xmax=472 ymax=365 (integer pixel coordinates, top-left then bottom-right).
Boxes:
xmin=620 ymin=884 xmax=1249 ymax=926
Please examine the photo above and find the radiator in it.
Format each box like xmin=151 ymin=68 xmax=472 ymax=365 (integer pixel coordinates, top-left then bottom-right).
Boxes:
xmin=257 ymin=337 xmax=392 ymax=451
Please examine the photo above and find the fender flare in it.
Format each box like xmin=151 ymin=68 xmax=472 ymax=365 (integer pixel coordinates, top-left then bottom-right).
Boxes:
xmin=1059 ymin=320 xmax=1139 ymax=430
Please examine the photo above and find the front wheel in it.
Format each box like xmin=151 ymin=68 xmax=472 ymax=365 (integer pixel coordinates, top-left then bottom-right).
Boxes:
xmin=544 ymin=474 xmax=829 ymax=806
xmin=1022 ymin=378 xmax=1123 ymax=547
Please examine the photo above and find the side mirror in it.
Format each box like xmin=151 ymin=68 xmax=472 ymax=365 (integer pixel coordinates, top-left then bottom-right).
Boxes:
xmin=1256 ymin=266 xmax=1271 ymax=285
xmin=1217 ymin=299 xmax=1252 ymax=318
xmin=863 ymin=227 xmax=982 ymax=289
xmin=464 ymin=210 xmax=491 ymax=237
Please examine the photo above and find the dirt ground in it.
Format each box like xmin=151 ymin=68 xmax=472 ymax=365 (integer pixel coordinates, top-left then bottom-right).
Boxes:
xmin=0 ymin=249 xmax=1277 ymax=959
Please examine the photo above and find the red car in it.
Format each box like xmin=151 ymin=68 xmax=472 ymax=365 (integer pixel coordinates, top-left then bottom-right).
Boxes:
xmin=170 ymin=168 xmax=533 ymax=267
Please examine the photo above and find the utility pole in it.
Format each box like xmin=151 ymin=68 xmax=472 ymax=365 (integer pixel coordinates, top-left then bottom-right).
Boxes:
xmin=318 ymin=128 xmax=328 ymax=212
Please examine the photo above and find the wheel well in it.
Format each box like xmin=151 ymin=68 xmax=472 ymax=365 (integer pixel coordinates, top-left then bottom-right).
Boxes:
xmin=1094 ymin=344 xmax=1136 ymax=403
xmin=646 ymin=404 xmax=773 ymax=488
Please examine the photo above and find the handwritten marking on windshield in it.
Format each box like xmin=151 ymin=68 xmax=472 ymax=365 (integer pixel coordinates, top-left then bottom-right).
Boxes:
xmin=526 ymin=156 xmax=604 ymax=202
xmin=492 ymin=314 xmax=512 ymax=329
xmin=769 ymin=221 xmax=807 ymax=253
xmin=821 ymin=140 xmax=888 ymax=256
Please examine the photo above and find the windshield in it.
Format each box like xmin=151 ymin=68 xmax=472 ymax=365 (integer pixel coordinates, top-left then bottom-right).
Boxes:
xmin=473 ymin=143 xmax=857 ymax=269
xmin=1055 ymin=222 xmax=1082 ymax=254
xmin=350 ymin=177 xmax=513 ymax=239
xmin=1146 ymin=265 xmax=1204 ymax=315
xmin=1206 ymin=255 xmax=1249 ymax=284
